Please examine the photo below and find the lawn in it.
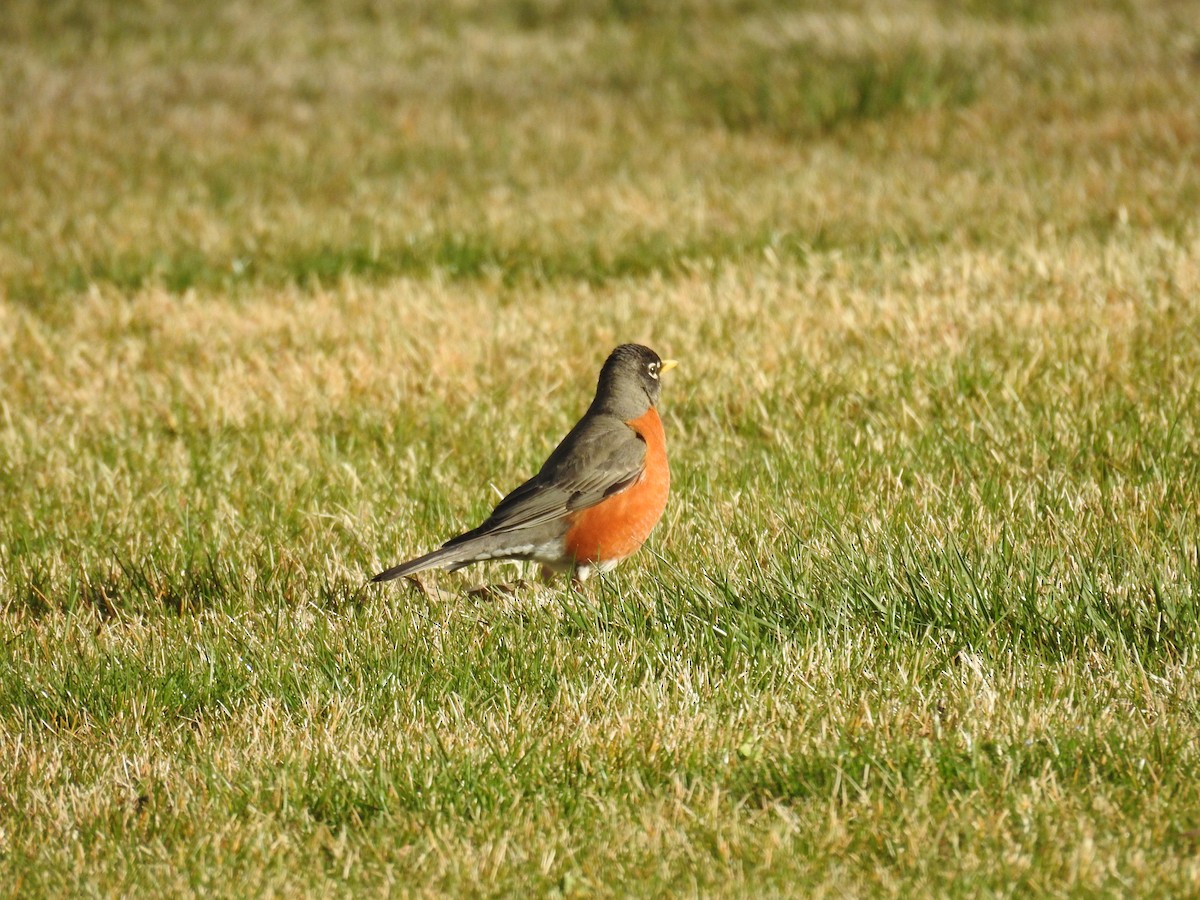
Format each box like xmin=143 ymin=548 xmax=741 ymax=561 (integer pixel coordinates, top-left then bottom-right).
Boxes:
xmin=2 ymin=0 xmax=1199 ymax=894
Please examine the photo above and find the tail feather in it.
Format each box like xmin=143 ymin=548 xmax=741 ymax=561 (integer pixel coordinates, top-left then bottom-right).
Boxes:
xmin=371 ymin=545 xmax=463 ymax=583
xmin=371 ymin=528 xmax=506 ymax=583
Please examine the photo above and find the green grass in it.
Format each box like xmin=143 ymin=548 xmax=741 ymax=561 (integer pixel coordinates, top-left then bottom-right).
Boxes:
xmin=3 ymin=0 xmax=1200 ymax=894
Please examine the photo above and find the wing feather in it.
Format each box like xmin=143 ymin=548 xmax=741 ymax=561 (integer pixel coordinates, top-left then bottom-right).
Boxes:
xmin=452 ymin=414 xmax=645 ymax=540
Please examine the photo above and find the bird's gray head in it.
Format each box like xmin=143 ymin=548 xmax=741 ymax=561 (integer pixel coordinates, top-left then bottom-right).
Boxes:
xmin=591 ymin=343 xmax=677 ymax=420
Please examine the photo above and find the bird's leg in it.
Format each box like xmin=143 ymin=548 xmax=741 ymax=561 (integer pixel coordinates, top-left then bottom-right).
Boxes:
xmin=570 ymin=565 xmax=593 ymax=591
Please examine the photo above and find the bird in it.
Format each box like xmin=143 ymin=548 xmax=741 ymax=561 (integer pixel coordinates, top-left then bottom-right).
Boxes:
xmin=373 ymin=343 xmax=677 ymax=586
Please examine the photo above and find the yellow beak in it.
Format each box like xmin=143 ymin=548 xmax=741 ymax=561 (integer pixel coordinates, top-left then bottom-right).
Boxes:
xmin=660 ymin=359 xmax=678 ymax=374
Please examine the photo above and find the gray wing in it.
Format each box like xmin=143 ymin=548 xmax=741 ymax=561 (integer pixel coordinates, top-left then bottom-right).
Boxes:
xmin=371 ymin=413 xmax=645 ymax=583
xmin=467 ymin=413 xmax=647 ymax=536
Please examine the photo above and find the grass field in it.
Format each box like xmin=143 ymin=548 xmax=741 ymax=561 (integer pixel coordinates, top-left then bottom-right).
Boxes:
xmin=3 ymin=0 xmax=1200 ymax=894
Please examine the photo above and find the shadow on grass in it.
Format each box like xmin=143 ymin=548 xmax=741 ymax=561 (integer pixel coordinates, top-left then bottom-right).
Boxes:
xmin=2 ymin=547 xmax=375 ymax=621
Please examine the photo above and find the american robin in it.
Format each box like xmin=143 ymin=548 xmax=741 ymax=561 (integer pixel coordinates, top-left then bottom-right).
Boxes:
xmin=373 ymin=343 xmax=676 ymax=585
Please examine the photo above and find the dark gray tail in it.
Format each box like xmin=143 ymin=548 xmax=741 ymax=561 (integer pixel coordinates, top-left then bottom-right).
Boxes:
xmin=371 ymin=530 xmax=498 ymax=583
xmin=372 ymin=546 xmax=459 ymax=583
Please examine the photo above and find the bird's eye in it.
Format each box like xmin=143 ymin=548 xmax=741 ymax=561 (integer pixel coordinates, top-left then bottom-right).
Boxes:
xmin=648 ymin=362 xmax=659 ymax=379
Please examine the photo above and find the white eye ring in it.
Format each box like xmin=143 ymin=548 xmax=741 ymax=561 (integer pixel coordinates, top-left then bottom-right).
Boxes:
xmin=648 ymin=362 xmax=659 ymax=379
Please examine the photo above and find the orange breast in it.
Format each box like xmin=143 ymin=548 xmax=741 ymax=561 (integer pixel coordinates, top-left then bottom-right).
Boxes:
xmin=564 ymin=407 xmax=670 ymax=566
